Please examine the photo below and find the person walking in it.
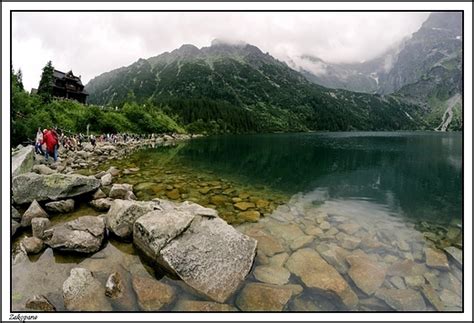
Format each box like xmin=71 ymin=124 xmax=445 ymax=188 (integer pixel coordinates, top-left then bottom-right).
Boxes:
xmin=35 ymin=127 xmax=44 ymax=155
xmin=43 ymin=128 xmax=58 ymax=162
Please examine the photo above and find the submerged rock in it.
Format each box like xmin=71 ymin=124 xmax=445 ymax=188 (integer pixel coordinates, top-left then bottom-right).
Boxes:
xmin=12 ymin=173 xmax=100 ymax=205
xmin=315 ymin=243 xmax=350 ymax=274
xmin=105 ymin=272 xmax=123 ymax=298
xmin=245 ymin=229 xmax=285 ymax=256
xmin=375 ymin=288 xmax=426 ymax=311
xmin=45 ymin=216 xmax=105 ymax=253
xmin=253 ymin=265 xmax=290 ymax=285
xmin=174 ymin=300 xmax=237 ymax=312
xmin=107 ymin=199 xmax=159 ymax=239
xmin=21 ymin=200 xmax=49 ymax=227
xmin=285 ymin=248 xmax=358 ymax=309
xmin=25 ymin=295 xmax=56 ymax=312
xmin=234 ymin=201 xmax=256 ymax=211
xmin=443 ymin=246 xmax=462 ymax=267
xmin=132 ymin=276 xmax=175 ymax=311
xmin=346 ymin=252 xmax=386 ymax=295
xmin=63 ymin=268 xmax=112 ymax=311
xmin=425 ymin=247 xmax=450 ymax=270
xmin=236 ymin=282 xmax=292 ymax=311
xmin=45 ymin=199 xmax=75 ymax=213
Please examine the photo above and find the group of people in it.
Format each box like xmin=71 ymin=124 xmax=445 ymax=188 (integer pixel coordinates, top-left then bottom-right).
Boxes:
xmin=34 ymin=127 xmax=167 ymax=162
xmin=35 ymin=127 xmax=59 ymax=162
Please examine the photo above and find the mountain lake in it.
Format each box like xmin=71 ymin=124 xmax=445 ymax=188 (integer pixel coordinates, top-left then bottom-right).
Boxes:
xmin=12 ymin=131 xmax=463 ymax=311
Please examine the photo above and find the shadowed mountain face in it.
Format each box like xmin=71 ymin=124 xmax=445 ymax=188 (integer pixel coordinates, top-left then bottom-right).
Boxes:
xmin=85 ymin=12 xmax=462 ymax=132
xmin=295 ymin=12 xmax=462 ymax=130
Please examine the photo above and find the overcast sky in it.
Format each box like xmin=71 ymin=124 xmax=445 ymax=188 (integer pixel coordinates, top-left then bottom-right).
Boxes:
xmin=12 ymin=11 xmax=430 ymax=91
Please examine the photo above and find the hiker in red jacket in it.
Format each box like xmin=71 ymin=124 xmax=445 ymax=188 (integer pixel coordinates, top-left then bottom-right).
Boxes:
xmin=43 ymin=128 xmax=58 ymax=162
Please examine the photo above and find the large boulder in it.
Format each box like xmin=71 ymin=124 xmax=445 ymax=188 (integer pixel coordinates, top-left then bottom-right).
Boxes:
xmin=285 ymin=248 xmax=358 ymax=309
xmin=12 ymin=173 xmax=100 ymax=205
xmin=133 ymin=202 xmax=257 ymax=303
xmin=12 ymin=145 xmax=34 ymax=177
xmin=45 ymin=199 xmax=75 ymax=213
xmin=63 ymin=268 xmax=112 ymax=311
xmin=21 ymin=200 xmax=49 ymax=227
xmin=106 ymin=199 xmax=160 ymax=239
xmin=45 ymin=216 xmax=105 ymax=253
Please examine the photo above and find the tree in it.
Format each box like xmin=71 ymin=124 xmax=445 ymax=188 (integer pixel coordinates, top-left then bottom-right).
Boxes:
xmin=37 ymin=61 xmax=54 ymax=102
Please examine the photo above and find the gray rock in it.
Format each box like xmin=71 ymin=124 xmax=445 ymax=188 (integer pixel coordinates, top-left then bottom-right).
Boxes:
xmin=94 ymin=171 xmax=107 ymax=179
xmin=21 ymin=236 xmax=44 ymax=254
xmin=25 ymin=295 xmax=56 ymax=311
xmin=32 ymin=164 xmax=56 ymax=175
xmin=45 ymin=216 xmax=105 ymax=253
xmin=92 ymin=188 xmax=107 ymax=200
xmin=11 ymin=220 xmax=20 ymax=236
xmin=12 ymin=206 xmax=21 ymax=221
xmin=404 ymin=275 xmax=426 ymax=289
xmin=335 ymin=232 xmax=361 ymax=250
xmin=375 ymin=288 xmax=426 ymax=311
xmin=236 ymin=282 xmax=292 ymax=311
xmin=21 ymin=200 xmax=49 ymax=227
xmin=133 ymin=209 xmax=195 ymax=260
xmin=389 ymin=276 xmax=406 ymax=289
xmin=12 ymin=173 xmax=100 ymax=205
xmin=45 ymin=199 xmax=75 ymax=213
xmin=107 ymin=199 xmax=159 ymax=239
xmin=100 ymin=173 xmax=112 ymax=186
xmin=63 ymin=268 xmax=112 ymax=311
xmin=109 ymin=183 xmax=133 ymax=199
xmin=89 ymin=198 xmax=114 ymax=211
xmin=12 ymin=145 xmax=34 ymax=177
xmin=124 ymin=190 xmax=137 ymax=200
xmin=285 ymin=248 xmax=358 ymax=309
xmin=154 ymin=215 xmax=257 ymax=303
xmin=31 ymin=217 xmax=51 ymax=239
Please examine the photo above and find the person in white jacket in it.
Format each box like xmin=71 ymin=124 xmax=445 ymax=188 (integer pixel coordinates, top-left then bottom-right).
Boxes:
xmin=35 ymin=127 xmax=44 ymax=155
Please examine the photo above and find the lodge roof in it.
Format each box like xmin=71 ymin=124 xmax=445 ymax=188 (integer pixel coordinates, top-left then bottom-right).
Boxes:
xmin=53 ymin=69 xmax=84 ymax=86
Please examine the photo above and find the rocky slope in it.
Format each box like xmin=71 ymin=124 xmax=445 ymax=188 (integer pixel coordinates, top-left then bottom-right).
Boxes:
xmin=85 ymin=40 xmax=429 ymax=132
xmin=296 ymin=12 xmax=462 ymax=130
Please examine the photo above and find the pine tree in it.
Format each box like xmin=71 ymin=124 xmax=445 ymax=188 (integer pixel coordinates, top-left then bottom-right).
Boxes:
xmin=38 ymin=60 xmax=54 ymax=102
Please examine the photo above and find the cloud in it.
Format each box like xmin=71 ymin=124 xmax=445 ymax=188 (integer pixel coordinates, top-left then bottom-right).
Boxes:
xmin=12 ymin=11 xmax=430 ymax=91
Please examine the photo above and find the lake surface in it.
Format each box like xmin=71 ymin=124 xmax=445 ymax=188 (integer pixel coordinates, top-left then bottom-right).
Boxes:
xmin=13 ymin=131 xmax=463 ymax=312
xmin=129 ymin=131 xmax=463 ymax=224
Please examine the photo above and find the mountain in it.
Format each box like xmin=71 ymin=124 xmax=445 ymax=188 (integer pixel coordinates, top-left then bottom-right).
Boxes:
xmin=86 ymin=39 xmax=429 ymax=133
xmin=295 ymin=12 xmax=462 ymax=130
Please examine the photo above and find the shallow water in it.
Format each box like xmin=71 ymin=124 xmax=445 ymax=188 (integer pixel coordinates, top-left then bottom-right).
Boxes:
xmin=12 ymin=132 xmax=463 ymax=311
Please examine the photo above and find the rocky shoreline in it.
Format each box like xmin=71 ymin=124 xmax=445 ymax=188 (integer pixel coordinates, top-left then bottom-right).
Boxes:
xmin=10 ymin=136 xmax=463 ymax=312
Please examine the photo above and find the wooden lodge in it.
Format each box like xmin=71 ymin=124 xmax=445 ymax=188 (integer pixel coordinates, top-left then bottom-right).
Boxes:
xmin=52 ymin=70 xmax=88 ymax=103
